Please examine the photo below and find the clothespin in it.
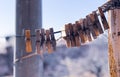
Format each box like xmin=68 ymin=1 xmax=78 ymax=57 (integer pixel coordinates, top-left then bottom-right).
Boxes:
xmin=64 ymin=23 xmax=76 ymax=47
xmin=68 ymin=23 xmax=76 ymax=47
xmin=78 ymin=19 xmax=87 ymax=43
xmin=73 ymin=24 xmax=81 ymax=46
xmin=50 ymin=28 xmax=56 ymax=51
xmin=45 ymin=30 xmax=53 ymax=53
xmin=89 ymin=13 xmax=100 ymax=36
xmin=64 ymin=24 xmax=71 ymax=47
xmin=93 ymin=11 xmax=104 ymax=34
xmin=98 ymin=7 xmax=109 ymax=30
xmin=25 ymin=30 xmax=32 ymax=53
xmin=86 ymin=15 xmax=97 ymax=39
xmin=83 ymin=19 xmax=92 ymax=42
xmin=36 ymin=29 xmax=41 ymax=55
xmin=40 ymin=29 xmax=46 ymax=52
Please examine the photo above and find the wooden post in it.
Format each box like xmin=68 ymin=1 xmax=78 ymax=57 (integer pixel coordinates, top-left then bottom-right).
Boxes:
xmin=15 ymin=0 xmax=43 ymax=77
xmin=108 ymin=0 xmax=120 ymax=77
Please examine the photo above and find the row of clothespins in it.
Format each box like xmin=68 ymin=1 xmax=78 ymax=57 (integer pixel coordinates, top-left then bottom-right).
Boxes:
xmin=25 ymin=28 xmax=56 ymax=54
xmin=63 ymin=7 xmax=109 ymax=47
xmin=25 ymin=7 xmax=109 ymax=54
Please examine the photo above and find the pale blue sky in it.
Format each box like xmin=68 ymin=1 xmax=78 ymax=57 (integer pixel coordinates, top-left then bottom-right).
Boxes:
xmin=0 ymin=0 xmax=106 ymax=37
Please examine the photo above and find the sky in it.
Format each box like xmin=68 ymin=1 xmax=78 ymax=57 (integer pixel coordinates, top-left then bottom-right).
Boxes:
xmin=0 ymin=0 xmax=107 ymax=37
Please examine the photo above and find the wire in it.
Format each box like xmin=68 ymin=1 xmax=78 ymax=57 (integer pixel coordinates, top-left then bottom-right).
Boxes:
xmin=13 ymin=0 xmax=120 ymax=61
xmin=0 ymin=0 xmax=120 ymax=39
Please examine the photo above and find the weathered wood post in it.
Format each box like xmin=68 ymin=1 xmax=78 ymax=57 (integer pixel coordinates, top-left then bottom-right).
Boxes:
xmin=108 ymin=0 xmax=120 ymax=77
xmin=15 ymin=0 xmax=43 ymax=77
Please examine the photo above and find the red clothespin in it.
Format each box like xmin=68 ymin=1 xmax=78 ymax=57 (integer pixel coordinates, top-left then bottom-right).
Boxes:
xmin=73 ymin=24 xmax=81 ymax=46
xmin=98 ymin=7 xmax=109 ymax=30
xmin=93 ymin=11 xmax=104 ymax=34
xmin=50 ymin=28 xmax=56 ymax=51
xmin=25 ymin=30 xmax=32 ymax=53
xmin=45 ymin=30 xmax=53 ymax=53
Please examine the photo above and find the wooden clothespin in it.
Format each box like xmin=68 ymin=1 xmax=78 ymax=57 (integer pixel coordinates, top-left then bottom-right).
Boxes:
xmin=50 ymin=28 xmax=56 ymax=51
xmin=68 ymin=23 xmax=76 ymax=47
xmin=78 ymin=19 xmax=87 ymax=43
xmin=25 ymin=30 xmax=32 ymax=53
xmin=36 ymin=29 xmax=41 ymax=54
xmin=40 ymin=29 xmax=46 ymax=52
xmin=64 ymin=23 xmax=76 ymax=47
xmin=73 ymin=24 xmax=81 ymax=46
xmin=86 ymin=15 xmax=97 ymax=39
xmin=93 ymin=11 xmax=104 ymax=34
xmin=98 ymin=7 xmax=109 ymax=30
xmin=45 ymin=30 xmax=53 ymax=53
xmin=83 ymin=19 xmax=92 ymax=42
xmin=64 ymin=24 xmax=71 ymax=47
xmin=89 ymin=13 xmax=100 ymax=36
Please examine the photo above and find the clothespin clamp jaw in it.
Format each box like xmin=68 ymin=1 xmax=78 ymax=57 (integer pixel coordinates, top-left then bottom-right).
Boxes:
xmin=25 ymin=30 xmax=32 ymax=53
xmin=98 ymin=7 xmax=109 ymax=30
xmin=50 ymin=28 xmax=56 ymax=51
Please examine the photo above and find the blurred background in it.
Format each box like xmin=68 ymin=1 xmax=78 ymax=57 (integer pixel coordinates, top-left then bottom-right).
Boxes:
xmin=0 ymin=0 xmax=109 ymax=77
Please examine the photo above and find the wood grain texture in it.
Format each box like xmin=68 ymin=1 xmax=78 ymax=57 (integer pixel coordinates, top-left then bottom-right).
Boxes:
xmin=108 ymin=2 xmax=120 ymax=76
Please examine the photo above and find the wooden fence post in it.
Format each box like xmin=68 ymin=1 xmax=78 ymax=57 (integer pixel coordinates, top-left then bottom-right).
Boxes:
xmin=108 ymin=0 xmax=120 ymax=76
